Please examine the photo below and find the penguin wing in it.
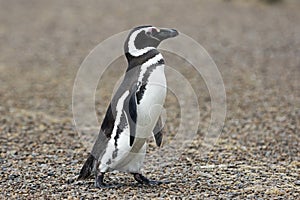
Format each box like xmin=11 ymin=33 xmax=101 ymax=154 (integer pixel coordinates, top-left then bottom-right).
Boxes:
xmin=129 ymin=91 xmax=137 ymax=146
xmin=152 ymin=116 xmax=164 ymax=147
xmin=123 ymin=87 xmax=138 ymax=147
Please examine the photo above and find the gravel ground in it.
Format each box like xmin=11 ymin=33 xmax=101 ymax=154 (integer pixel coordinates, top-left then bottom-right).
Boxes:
xmin=0 ymin=0 xmax=299 ymax=199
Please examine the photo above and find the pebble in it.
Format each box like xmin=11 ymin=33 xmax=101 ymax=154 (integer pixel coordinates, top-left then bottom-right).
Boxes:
xmin=0 ymin=1 xmax=299 ymax=199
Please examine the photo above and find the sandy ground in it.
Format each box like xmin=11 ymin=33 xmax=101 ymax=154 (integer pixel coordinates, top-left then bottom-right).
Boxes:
xmin=0 ymin=0 xmax=299 ymax=199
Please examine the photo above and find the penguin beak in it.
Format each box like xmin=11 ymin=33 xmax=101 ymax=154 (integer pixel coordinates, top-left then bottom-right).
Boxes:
xmin=151 ymin=28 xmax=179 ymax=41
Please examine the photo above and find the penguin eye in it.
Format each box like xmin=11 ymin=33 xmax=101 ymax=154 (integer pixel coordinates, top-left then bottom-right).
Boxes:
xmin=145 ymin=28 xmax=158 ymax=36
xmin=151 ymin=28 xmax=158 ymax=34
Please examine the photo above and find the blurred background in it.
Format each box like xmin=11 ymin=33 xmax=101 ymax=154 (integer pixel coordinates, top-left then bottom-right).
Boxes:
xmin=0 ymin=0 xmax=299 ymax=199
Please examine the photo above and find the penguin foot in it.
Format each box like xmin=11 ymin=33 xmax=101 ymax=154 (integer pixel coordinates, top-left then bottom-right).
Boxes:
xmin=95 ymin=172 xmax=111 ymax=188
xmin=95 ymin=172 xmax=123 ymax=188
xmin=132 ymin=173 xmax=169 ymax=185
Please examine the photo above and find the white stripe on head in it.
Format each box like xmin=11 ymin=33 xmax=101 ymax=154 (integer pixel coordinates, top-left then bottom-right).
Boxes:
xmin=128 ymin=27 xmax=157 ymax=57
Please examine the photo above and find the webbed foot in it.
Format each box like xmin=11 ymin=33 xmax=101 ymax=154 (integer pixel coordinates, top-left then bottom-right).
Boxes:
xmin=132 ymin=173 xmax=169 ymax=185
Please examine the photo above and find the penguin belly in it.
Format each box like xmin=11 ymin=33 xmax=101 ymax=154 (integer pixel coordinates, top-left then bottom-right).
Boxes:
xmin=136 ymin=65 xmax=167 ymax=139
xmin=99 ymin=66 xmax=166 ymax=173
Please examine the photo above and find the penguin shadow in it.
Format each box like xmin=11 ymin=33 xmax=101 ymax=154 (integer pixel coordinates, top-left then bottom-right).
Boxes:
xmin=68 ymin=176 xmax=174 ymax=189
xmin=98 ymin=178 xmax=195 ymax=189
xmin=91 ymin=180 xmax=171 ymax=189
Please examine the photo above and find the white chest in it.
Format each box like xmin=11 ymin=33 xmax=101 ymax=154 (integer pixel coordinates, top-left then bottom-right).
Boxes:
xmin=136 ymin=65 xmax=166 ymax=136
xmin=138 ymin=65 xmax=166 ymax=108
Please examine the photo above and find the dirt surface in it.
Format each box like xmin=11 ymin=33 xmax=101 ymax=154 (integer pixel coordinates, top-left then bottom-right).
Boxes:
xmin=0 ymin=0 xmax=299 ymax=199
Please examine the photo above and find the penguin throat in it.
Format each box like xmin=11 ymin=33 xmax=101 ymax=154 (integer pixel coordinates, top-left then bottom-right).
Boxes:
xmin=125 ymin=49 xmax=162 ymax=71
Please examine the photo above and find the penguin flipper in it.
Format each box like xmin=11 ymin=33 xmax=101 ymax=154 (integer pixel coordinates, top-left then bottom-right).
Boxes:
xmin=128 ymin=91 xmax=137 ymax=146
xmin=153 ymin=116 xmax=164 ymax=147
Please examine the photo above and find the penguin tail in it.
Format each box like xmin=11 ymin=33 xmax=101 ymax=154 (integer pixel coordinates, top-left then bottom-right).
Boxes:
xmin=77 ymin=153 xmax=96 ymax=180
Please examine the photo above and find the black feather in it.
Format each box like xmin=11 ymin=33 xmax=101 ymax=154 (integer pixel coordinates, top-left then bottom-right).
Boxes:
xmin=129 ymin=90 xmax=137 ymax=146
xmin=77 ymin=153 xmax=96 ymax=180
xmin=153 ymin=116 xmax=164 ymax=147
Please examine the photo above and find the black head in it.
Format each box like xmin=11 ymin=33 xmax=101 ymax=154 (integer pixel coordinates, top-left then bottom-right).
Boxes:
xmin=124 ymin=25 xmax=178 ymax=57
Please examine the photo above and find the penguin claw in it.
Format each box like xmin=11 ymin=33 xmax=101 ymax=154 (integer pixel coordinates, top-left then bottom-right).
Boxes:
xmin=95 ymin=182 xmax=109 ymax=188
xmin=95 ymin=172 xmax=110 ymax=188
xmin=94 ymin=173 xmax=124 ymax=189
xmin=132 ymin=173 xmax=169 ymax=185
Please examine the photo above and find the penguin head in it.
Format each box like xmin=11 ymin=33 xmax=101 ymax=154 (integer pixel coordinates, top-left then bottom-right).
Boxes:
xmin=124 ymin=25 xmax=178 ymax=57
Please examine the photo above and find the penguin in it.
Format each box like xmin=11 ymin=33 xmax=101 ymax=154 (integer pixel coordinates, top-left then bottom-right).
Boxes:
xmin=78 ymin=25 xmax=178 ymax=188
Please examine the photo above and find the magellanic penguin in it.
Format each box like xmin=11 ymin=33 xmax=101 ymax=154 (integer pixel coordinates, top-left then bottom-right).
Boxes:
xmin=78 ymin=25 xmax=179 ymax=188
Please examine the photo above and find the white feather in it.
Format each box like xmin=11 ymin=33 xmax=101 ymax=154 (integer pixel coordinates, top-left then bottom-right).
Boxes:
xmin=111 ymin=90 xmax=129 ymax=138
xmin=138 ymin=53 xmax=163 ymax=83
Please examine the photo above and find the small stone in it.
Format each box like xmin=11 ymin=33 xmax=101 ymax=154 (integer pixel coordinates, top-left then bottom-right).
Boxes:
xmin=67 ymin=178 xmax=75 ymax=184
